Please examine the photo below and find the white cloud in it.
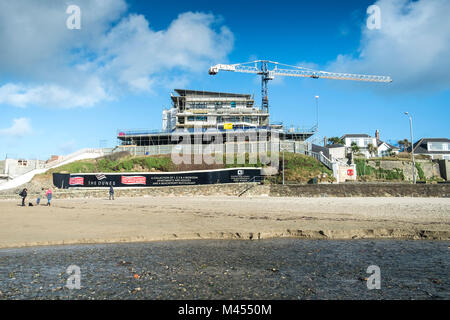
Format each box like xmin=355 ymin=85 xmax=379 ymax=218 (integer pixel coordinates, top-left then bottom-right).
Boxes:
xmin=0 ymin=118 xmax=32 ymax=138
xmin=95 ymin=12 xmax=233 ymax=93
xmin=327 ymin=0 xmax=450 ymax=92
xmin=0 ymin=0 xmax=127 ymax=81
xmin=0 ymin=1 xmax=234 ymax=108
xmin=0 ymin=78 xmax=109 ymax=108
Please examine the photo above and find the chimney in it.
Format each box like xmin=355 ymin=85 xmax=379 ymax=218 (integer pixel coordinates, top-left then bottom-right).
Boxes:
xmin=375 ymin=129 xmax=380 ymax=145
xmin=324 ymin=136 xmax=327 ymax=147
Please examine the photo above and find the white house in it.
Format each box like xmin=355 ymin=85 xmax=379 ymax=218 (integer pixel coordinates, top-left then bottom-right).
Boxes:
xmin=377 ymin=141 xmax=400 ymax=157
xmin=327 ymin=144 xmax=346 ymax=160
xmin=341 ymin=134 xmax=378 ymax=158
xmin=409 ymin=138 xmax=450 ymax=160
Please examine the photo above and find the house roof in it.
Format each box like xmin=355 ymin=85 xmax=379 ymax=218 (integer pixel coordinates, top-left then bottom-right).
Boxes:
xmin=311 ymin=144 xmax=330 ymax=159
xmin=341 ymin=134 xmax=372 ymax=139
xmin=409 ymin=138 xmax=450 ymax=154
xmin=326 ymin=144 xmax=345 ymax=149
xmin=174 ymin=89 xmax=252 ymax=98
xmin=378 ymin=141 xmax=400 ymax=150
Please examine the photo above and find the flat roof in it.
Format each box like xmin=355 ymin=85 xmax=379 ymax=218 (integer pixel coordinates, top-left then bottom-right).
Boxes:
xmin=174 ymin=89 xmax=251 ymax=99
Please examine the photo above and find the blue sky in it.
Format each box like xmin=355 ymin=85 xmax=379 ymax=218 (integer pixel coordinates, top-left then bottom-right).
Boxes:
xmin=0 ymin=0 xmax=449 ymax=160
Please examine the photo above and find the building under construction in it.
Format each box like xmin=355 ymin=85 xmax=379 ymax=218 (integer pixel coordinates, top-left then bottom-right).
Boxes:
xmin=117 ymin=89 xmax=315 ymax=147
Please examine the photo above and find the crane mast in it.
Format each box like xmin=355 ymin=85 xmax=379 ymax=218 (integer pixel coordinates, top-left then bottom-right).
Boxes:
xmin=209 ymin=60 xmax=392 ymax=114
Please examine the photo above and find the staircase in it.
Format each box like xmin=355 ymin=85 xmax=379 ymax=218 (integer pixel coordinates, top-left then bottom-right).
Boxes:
xmin=237 ymin=176 xmax=263 ymax=197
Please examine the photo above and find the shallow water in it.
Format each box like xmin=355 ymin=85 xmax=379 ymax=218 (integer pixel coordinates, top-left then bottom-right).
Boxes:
xmin=0 ymin=239 xmax=448 ymax=299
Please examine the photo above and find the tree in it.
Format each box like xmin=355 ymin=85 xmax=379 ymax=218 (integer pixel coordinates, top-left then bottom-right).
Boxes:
xmin=367 ymin=143 xmax=378 ymax=157
xmin=351 ymin=142 xmax=360 ymax=154
xmin=388 ymin=148 xmax=397 ymax=157
xmin=398 ymin=139 xmax=411 ymax=151
xmin=328 ymin=137 xmax=345 ymax=145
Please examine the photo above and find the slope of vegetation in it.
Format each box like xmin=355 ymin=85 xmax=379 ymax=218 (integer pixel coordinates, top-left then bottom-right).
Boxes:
xmin=269 ymin=153 xmax=334 ymax=184
xmin=46 ymin=154 xmax=175 ymax=174
xmin=39 ymin=151 xmax=333 ymax=184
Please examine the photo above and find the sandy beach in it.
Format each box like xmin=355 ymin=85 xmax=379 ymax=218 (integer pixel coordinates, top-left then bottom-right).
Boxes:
xmin=0 ymin=196 xmax=449 ymax=248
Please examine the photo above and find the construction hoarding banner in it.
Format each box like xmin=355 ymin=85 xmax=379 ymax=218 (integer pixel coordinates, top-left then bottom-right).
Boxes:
xmin=52 ymin=168 xmax=262 ymax=189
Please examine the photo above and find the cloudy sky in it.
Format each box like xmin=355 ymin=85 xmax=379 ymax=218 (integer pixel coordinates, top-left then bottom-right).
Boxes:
xmin=0 ymin=0 xmax=449 ymax=159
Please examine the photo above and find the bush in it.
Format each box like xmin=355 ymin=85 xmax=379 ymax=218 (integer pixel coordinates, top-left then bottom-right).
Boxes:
xmin=355 ymin=159 xmax=404 ymax=181
xmin=142 ymin=156 xmax=174 ymax=171
xmin=415 ymin=162 xmax=425 ymax=180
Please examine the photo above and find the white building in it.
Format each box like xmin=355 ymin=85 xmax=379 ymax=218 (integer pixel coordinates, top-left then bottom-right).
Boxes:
xmin=409 ymin=138 xmax=450 ymax=160
xmin=341 ymin=134 xmax=378 ymax=158
xmin=377 ymin=141 xmax=400 ymax=157
xmin=327 ymin=144 xmax=346 ymax=160
xmin=170 ymin=89 xmax=269 ymax=131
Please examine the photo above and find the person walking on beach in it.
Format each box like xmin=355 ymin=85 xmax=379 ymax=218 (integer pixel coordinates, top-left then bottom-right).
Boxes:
xmin=109 ymin=185 xmax=115 ymax=200
xmin=19 ymin=188 xmax=27 ymax=206
xmin=45 ymin=188 xmax=53 ymax=206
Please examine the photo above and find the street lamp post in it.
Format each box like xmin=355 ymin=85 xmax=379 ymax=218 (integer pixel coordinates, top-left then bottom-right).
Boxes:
xmin=280 ymin=144 xmax=290 ymax=185
xmin=404 ymin=112 xmax=416 ymax=184
xmin=282 ymin=149 xmax=285 ymax=185
xmin=315 ymin=96 xmax=319 ymax=131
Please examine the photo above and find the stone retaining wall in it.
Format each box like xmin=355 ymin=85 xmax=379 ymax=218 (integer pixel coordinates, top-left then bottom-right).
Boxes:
xmin=1 ymin=183 xmax=448 ymax=200
xmin=366 ymin=159 xmax=441 ymax=181
xmin=269 ymin=183 xmax=450 ymax=198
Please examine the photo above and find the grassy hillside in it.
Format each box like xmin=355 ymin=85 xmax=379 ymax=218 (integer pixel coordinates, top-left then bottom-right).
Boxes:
xmin=270 ymin=153 xmax=334 ymax=184
xmin=45 ymin=153 xmax=174 ymax=174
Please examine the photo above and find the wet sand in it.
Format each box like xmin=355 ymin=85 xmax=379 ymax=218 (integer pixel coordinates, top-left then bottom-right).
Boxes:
xmin=1 ymin=239 xmax=448 ymax=299
xmin=0 ymin=196 xmax=449 ymax=248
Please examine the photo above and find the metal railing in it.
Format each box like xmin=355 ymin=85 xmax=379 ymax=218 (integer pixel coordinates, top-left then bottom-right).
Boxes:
xmin=237 ymin=176 xmax=264 ymax=197
xmin=305 ymin=150 xmax=333 ymax=170
xmin=44 ymin=148 xmax=104 ymax=168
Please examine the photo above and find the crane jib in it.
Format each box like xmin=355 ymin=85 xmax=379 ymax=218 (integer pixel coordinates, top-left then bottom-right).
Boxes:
xmin=208 ymin=60 xmax=392 ymax=111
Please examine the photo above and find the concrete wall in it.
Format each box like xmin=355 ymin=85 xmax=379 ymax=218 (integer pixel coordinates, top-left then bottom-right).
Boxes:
xmin=336 ymin=164 xmax=357 ymax=183
xmin=439 ymin=160 xmax=450 ymax=181
xmin=328 ymin=147 xmax=346 ymax=160
xmin=3 ymin=159 xmax=46 ymax=178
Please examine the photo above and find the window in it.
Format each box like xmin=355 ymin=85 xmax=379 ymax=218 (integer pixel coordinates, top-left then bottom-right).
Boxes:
xmin=230 ymin=101 xmax=236 ymax=108
xmin=188 ymin=102 xmax=207 ymax=109
xmin=18 ymin=160 xmax=28 ymax=166
xmin=363 ymin=138 xmax=374 ymax=147
xmin=428 ymin=142 xmax=449 ymax=151
xmin=187 ymin=116 xmax=207 ymax=122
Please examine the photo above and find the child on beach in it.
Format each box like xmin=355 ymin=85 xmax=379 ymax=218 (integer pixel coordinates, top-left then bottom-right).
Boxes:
xmin=45 ymin=188 xmax=53 ymax=206
xmin=36 ymin=187 xmax=45 ymax=205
